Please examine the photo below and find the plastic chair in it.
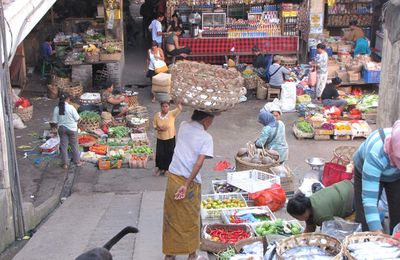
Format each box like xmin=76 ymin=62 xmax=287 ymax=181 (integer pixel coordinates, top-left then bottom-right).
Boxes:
xmin=41 ymin=59 xmax=52 ymax=79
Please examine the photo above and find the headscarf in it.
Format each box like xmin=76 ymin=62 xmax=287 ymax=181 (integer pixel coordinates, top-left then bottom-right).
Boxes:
xmin=258 ymin=109 xmax=276 ymax=127
xmin=384 ymin=120 xmax=400 ymax=169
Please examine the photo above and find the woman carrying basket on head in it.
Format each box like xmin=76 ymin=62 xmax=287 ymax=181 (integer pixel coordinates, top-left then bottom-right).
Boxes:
xmin=255 ymin=109 xmax=288 ymax=163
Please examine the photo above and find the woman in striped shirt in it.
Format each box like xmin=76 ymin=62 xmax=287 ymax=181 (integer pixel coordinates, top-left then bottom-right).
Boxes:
xmin=353 ymin=120 xmax=400 ymax=233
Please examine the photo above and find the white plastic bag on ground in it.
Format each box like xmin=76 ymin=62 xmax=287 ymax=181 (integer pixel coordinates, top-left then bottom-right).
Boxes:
xmin=280 ymin=82 xmax=297 ymax=112
xmin=262 ymin=98 xmax=281 ymax=113
xmin=13 ymin=113 xmax=26 ymax=129
xmin=298 ymin=178 xmax=325 ymax=197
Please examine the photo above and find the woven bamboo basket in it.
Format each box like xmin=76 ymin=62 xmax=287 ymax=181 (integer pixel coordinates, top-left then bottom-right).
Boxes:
xmin=200 ymin=224 xmax=253 ymax=253
xmin=47 ymin=84 xmax=59 ymax=99
xmin=332 ymin=145 xmax=357 ymax=166
xmin=293 ymin=124 xmax=314 ymax=139
xmin=342 ymin=232 xmax=400 ymax=260
xmin=78 ymin=120 xmax=100 ymax=131
xmin=68 ymin=82 xmax=84 ymax=99
xmin=85 ymin=52 xmax=100 ymax=63
xmin=243 ymin=75 xmax=259 ymax=90
xmin=51 ymin=75 xmax=70 ymax=87
xmin=127 ymin=95 xmax=139 ymax=108
xmin=100 ymin=52 xmax=122 ymax=61
xmin=16 ymin=105 xmax=33 ymax=122
xmin=276 ymin=233 xmax=342 ymax=260
xmin=235 ymin=155 xmax=278 ymax=172
xmin=256 ymin=85 xmax=268 ymax=99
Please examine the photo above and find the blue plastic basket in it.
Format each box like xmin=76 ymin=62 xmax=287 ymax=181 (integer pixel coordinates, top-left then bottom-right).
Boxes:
xmin=362 ymin=69 xmax=381 ymax=83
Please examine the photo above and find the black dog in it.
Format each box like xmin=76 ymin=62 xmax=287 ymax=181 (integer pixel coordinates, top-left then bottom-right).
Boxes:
xmin=76 ymin=226 xmax=139 ymax=260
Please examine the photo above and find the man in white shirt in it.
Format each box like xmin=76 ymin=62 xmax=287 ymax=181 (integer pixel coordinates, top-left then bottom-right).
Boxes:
xmin=163 ymin=110 xmax=215 ymax=260
xmin=149 ymin=13 xmax=164 ymax=46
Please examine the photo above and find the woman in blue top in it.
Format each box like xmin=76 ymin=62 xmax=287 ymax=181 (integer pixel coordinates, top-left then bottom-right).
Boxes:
xmin=353 ymin=120 xmax=400 ymax=233
xmin=354 ymin=37 xmax=371 ymax=57
xmin=255 ymin=110 xmax=288 ymax=163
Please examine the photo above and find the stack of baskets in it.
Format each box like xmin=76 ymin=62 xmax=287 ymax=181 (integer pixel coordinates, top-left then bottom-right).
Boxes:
xmin=16 ymin=105 xmax=33 ymax=122
xmin=48 ymin=75 xmax=83 ymax=100
xmin=124 ymin=91 xmax=139 ymax=108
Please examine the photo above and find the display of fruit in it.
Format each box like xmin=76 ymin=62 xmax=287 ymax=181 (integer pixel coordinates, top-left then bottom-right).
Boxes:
xmin=255 ymin=219 xmax=302 ymax=236
xmin=128 ymin=146 xmax=153 ymax=155
xmin=335 ymin=124 xmax=351 ymax=130
xmin=213 ymin=183 xmax=244 ymax=193
xmin=201 ymin=198 xmax=246 ymax=210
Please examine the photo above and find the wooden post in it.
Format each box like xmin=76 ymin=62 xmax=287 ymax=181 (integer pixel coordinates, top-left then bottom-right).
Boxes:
xmin=376 ymin=3 xmax=400 ymax=127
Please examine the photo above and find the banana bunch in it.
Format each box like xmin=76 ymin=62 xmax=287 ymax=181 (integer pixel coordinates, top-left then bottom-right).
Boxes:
xmin=85 ymin=44 xmax=99 ymax=53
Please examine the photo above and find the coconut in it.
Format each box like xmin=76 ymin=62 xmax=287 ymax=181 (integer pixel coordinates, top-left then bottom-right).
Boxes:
xmin=241 ymin=156 xmax=252 ymax=163
xmin=251 ymin=158 xmax=262 ymax=164
xmin=262 ymin=156 xmax=273 ymax=165
xmin=237 ymin=148 xmax=248 ymax=157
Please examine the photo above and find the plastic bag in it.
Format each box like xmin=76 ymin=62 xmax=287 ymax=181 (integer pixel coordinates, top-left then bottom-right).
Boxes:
xmin=308 ymin=69 xmax=317 ymax=87
xmin=13 ymin=113 xmax=26 ymax=129
xmin=280 ymin=82 xmax=297 ymax=112
xmin=249 ymin=184 xmax=286 ymax=212
xmin=298 ymin=178 xmax=325 ymax=197
xmin=321 ymin=217 xmax=361 ymax=241
xmin=262 ymin=98 xmax=281 ymax=113
xmin=393 ymin=223 xmax=400 ymax=239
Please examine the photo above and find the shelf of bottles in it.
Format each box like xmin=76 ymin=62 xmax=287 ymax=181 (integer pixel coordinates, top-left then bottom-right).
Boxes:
xmin=327 ymin=0 xmax=373 ymax=28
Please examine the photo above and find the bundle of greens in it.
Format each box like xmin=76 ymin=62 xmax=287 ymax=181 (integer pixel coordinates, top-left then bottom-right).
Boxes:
xmin=296 ymin=120 xmax=313 ymax=133
xmin=108 ymin=126 xmax=129 ymax=138
xmin=79 ymin=111 xmax=101 ymax=123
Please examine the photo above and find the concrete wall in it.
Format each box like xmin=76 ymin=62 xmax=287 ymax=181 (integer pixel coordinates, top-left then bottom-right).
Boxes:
xmin=0 ymin=190 xmax=15 ymax=252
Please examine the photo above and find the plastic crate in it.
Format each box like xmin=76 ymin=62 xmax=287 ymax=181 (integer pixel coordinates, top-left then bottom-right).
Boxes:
xmin=211 ymin=180 xmax=249 ymax=200
xmin=221 ymin=206 xmax=276 ymax=226
xmin=227 ymin=170 xmax=281 ymax=193
xmin=201 ymin=193 xmax=247 ymax=220
xmin=362 ymin=69 xmax=381 ymax=83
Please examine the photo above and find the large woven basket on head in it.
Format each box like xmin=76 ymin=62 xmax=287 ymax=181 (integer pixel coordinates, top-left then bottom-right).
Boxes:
xmin=342 ymin=232 xmax=400 ymax=260
xmin=78 ymin=120 xmax=100 ymax=132
xmin=235 ymin=155 xmax=278 ymax=172
xmin=16 ymin=105 xmax=33 ymax=122
xmin=333 ymin=145 xmax=357 ymax=166
xmin=170 ymin=61 xmax=243 ymax=113
xmin=276 ymin=233 xmax=342 ymax=260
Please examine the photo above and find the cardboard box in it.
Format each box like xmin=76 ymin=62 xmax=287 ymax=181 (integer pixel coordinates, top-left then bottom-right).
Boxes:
xmin=348 ymin=71 xmax=361 ymax=82
xmin=336 ymin=71 xmax=349 ymax=83
xmin=328 ymin=62 xmax=340 ymax=79
xmin=314 ymin=134 xmax=331 ymax=140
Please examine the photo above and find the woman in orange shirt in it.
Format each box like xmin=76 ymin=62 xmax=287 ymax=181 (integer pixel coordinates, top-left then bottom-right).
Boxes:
xmin=153 ymin=101 xmax=182 ymax=176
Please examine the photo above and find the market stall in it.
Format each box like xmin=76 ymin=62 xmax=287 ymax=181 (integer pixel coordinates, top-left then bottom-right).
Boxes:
xmin=166 ymin=2 xmax=301 ymax=63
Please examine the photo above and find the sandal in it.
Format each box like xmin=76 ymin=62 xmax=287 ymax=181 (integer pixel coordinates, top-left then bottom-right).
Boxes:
xmin=153 ymin=169 xmax=161 ymax=176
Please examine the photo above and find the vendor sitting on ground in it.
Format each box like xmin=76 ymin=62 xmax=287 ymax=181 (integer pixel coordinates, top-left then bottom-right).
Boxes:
xmin=343 ymin=20 xmax=365 ymax=42
xmin=268 ymin=55 xmax=290 ymax=89
xmin=287 ymin=180 xmax=354 ymax=232
xmin=166 ymin=27 xmax=191 ymax=58
xmin=321 ymin=77 xmax=348 ymax=108
xmin=354 ymin=36 xmax=371 ymax=57
xmin=255 ymin=109 xmax=288 ymax=163
xmin=101 ymin=81 xmax=128 ymax=117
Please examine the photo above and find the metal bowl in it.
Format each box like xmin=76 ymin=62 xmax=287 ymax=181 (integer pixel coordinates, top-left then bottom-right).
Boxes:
xmin=305 ymin=157 xmax=325 ymax=167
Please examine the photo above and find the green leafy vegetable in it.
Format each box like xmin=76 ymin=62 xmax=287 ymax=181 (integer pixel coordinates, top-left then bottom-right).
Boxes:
xmin=79 ymin=111 xmax=101 ymax=123
xmin=296 ymin=120 xmax=313 ymax=133
xmin=108 ymin=126 xmax=129 ymax=138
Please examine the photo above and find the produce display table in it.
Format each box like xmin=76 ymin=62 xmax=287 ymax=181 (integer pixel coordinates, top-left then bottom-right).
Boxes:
xmin=177 ymin=36 xmax=299 ymax=64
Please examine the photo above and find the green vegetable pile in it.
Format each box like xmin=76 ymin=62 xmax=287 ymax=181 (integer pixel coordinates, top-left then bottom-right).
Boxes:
xmin=296 ymin=120 xmax=313 ymax=133
xmin=214 ymin=246 xmax=236 ymax=260
xmin=128 ymin=146 xmax=153 ymax=155
xmin=255 ymin=219 xmax=302 ymax=236
xmin=345 ymin=96 xmax=360 ymax=106
xmin=356 ymin=94 xmax=379 ymax=112
xmin=108 ymin=126 xmax=129 ymax=138
xmin=79 ymin=111 xmax=101 ymax=123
